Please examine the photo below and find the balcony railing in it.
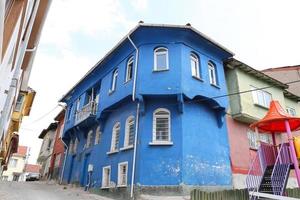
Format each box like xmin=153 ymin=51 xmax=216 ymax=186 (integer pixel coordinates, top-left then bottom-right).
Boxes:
xmin=74 ymin=101 xmax=97 ymax=125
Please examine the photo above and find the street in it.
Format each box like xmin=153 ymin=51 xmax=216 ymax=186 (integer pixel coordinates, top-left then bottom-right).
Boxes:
xmin=0 ymin=181 xmax=113 ymax=200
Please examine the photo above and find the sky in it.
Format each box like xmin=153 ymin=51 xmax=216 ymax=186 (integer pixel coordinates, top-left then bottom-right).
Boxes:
xmin=19 ymin=0 xmax=300 ymax=164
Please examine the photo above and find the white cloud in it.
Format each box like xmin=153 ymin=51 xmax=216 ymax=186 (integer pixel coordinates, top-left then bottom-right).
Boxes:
xmin=41 ymin=0 xmax=135 ymax=49
xmin=130 ymin=0 xmax=148 ymax=11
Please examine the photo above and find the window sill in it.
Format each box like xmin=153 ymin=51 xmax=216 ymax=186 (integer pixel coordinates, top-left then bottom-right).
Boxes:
xmin=124 ymin=79 xmax=132 ymax=84
xmin=192 ymin=76 xmax=203 ymax=82
xmin=106 ymin=150 xmax=119 ymax=155
xmin=210 ymin=83 xmax=220 ymax=89
xmin=108 ymin=89 xmax=115 ymax=95
xmin=153 ymin=68 xmax=169 ymax=72
xmin=120 ymin=145 xmax=134 ymax=151
xmin=117 ymin=185 xmax=127 ymax=188
xmin=149 ymin=141 xmax=173 ymax=146
xmin=101 ymin=186 xmax=111 ymax=189
xmin=254 ymin=103 xmax=269 ymax=110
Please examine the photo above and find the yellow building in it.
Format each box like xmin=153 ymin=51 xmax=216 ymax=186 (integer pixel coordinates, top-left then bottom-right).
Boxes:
xmin=0 ymin=88 xmax=35 ymax=170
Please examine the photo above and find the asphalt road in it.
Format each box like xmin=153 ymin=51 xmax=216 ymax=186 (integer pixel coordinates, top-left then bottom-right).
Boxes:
xmin=0 ymin=181 xmax=113 ymax=200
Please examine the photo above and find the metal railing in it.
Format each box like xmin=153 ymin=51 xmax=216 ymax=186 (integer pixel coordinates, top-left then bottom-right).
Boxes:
xmin=271 ymin=143 xmax=292 ymax=196
xmin=74 ymin=101 xmax=97 ymax=125
xmin=246 ymin=142 xmax=277 ymax=200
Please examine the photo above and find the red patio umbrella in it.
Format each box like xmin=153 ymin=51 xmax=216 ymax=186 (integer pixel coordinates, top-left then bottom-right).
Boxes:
xmin=250 ymin=100 xmax=300 ymax=133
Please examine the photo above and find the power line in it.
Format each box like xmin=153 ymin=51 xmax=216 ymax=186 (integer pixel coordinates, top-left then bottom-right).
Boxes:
xmin=24 ymin=78 xmax=300 ymax=126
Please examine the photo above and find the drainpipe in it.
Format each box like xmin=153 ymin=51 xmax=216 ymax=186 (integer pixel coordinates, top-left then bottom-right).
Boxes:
xmin=127 ymin=35 xmax=140 ymax=199
xmin=127 ymin=35 xmax=139 ymax=101
xmin=59 ymin=138 xmax=68 ymax=184
xmin=130 ymin=102 xmax=140 ymax=199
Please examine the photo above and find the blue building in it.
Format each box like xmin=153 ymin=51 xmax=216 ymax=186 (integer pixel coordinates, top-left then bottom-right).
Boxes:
xmin=60 ymin=23 xmax=234 ymax=196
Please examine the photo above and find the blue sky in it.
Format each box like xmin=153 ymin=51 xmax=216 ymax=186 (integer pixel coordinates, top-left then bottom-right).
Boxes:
xmin=19 ymin=0 xmax=300 ymax=163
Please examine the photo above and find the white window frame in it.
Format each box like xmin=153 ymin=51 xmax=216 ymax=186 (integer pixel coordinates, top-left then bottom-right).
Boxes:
xmin=109 ymin=122 xmax=120 ymax=153
xmin=102 ymin=165 xmax=111 ymax=188
xmin=75 ymin=98 xmax=81 ymax=119
xmin=95 ymin=126 xmax=101 ymax=145
xmin=286 ymin=107 xmax=296 ymax=116
xmin=73 ymin=138 xmax=78 ymax=154
xmin=247 ymin=130 xmax=272 ymax=150
xmin=125 ymin=57 xmax=134 ymax=82
xmin=208 ymin=61 xmax=217 ymax=86
xmin=9 ymin=158 xmax=18 ymax=168
xmin=150 ymin=108 xmax=172 ymax=145
xmin=154 ymin=47 xmax=169 ymax=71
xmin=251 ymin=86 xmax=272 ymax=108
xmin=68 ymin=140 xmax=74 ymax=154
xmin=123 ymin=116 xmax=135 ymax=149
xmin=86 ymin=130 xmax=93 ymax=148
xmin=118 ymin=162 xmax=128 ymax=187
xmin=190 ymin=53 xmax=200 ymax=79
xmin=110 ymin=69 xmax=118 ymax=93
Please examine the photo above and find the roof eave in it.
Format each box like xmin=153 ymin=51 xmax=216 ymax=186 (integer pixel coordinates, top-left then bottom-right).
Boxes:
xmin=59 ymin=23 xmax=234 ymax=103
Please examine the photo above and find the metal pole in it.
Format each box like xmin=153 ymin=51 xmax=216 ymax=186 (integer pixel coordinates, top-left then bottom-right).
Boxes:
xmin=285 ymin=120 xmax=300 ymax=187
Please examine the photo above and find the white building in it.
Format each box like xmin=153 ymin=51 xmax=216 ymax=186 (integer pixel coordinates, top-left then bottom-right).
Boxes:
xmin=2 ymin=146 xmax=29 ymax=181
xmin=37 ymin=122 xmax=57 ymax=179
xmin=0 ymin=0 xmax=51 ymax=171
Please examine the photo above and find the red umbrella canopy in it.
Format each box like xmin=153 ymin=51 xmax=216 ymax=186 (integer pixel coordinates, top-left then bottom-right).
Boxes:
xmin=250 ymin=100 xmax=300 ymax=133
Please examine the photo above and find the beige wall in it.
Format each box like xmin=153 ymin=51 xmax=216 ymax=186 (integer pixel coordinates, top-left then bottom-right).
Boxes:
xmin=2 ymin=155 xmax=26 ymax=181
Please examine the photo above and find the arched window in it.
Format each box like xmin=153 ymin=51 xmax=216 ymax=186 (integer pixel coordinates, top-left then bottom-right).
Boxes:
xmin=125 ymin=57 xmax=134 ymax=82
xmin=95 ymin=125 xmax=101 ymax=145
xmin=124 ymin=116 xmax=135 ymax=147
xmin=154 ymin=47 xmax=169 ymax=71
xmin=68 ymin=140 xmax=74 ymax=154
xmin=208 ymin=61 xmax=217 ymax=85
xmin=110 ymin=68 xmax=118 ymax=92
xmin=86 ymin=130 xmax=93 ymax=148
xmin=152 ymin=108 xmax=171 ymax=143
xmin=190 ymin=53 xmax=200 ymax=78
xmin=110 ymin=122 xmax=120 ymax=152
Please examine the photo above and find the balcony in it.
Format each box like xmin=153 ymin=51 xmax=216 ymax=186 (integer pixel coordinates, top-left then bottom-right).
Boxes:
xmin=74 ymin=101 xmax=97 ymax=126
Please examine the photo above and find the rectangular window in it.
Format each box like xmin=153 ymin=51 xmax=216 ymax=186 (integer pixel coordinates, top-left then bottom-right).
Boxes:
xmin=15 ymin=94 xmax=25 ymax=112
xmin=152 ymin=109 xmax=171 ymax=144
xmin=102 ymin=166 xmax=111 ymax=188
xmin=47 ymin=139 xmax=52 ymax=151
xmin=251 ymin=86 xmax=272 ymax=108
xmin=8 ymin=158 xmax=18 ymax=168
xmin=118 ymin=162 xmax=128 ymax=187
xmin=286 ymin=107 xmax=296 ymax=116
xmin=67 ymin=104 xmax=73 ymax=120
xmin=54 ymin=154 xmax=61 ymax=167
xmin=247 ymin=130 xmax=271 ymax=149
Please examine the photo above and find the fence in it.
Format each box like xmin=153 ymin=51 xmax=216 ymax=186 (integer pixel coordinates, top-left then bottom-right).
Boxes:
xmin=190 ymin=188 xmax=300 ymax=200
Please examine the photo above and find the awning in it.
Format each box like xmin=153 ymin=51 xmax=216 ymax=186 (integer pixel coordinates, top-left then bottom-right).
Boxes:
xmin=250 ymin=100 xmax=300 ymax=133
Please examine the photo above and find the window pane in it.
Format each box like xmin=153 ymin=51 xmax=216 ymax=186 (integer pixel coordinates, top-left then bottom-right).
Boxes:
xmin=264 ymin=92 xmax=271 ymax=107
xmin=191 ymin=58 xmax=198 ymax=77
xmin=257 ymin=90 xmax=264 ymax=106
xmin=156 ymin=53 xmax=167 ymax=70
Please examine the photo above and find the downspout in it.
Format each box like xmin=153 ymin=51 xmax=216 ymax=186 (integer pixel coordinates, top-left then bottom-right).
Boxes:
xmin=130 ymin=103 xmax=140 ymax=199
xmin=127 ymin=35 xmax=139 ymax=101
xmin=127 ymin=35 xmax=139 ymax=199
xmin=59 ymin=138 xmax=68 ymax=184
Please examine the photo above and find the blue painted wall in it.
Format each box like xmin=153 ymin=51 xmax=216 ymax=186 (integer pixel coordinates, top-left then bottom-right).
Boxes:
xmin=61 ymin=25 xmax=233 ymax=188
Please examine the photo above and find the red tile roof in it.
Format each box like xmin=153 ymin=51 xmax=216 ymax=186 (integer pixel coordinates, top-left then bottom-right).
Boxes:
xmin=14 ymin=146 xmax=28 ymax=157
xmin=24 ymin=164 xmax=40 ymax=173
xmin=262 ymin=65 xmax=300 ymax=72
